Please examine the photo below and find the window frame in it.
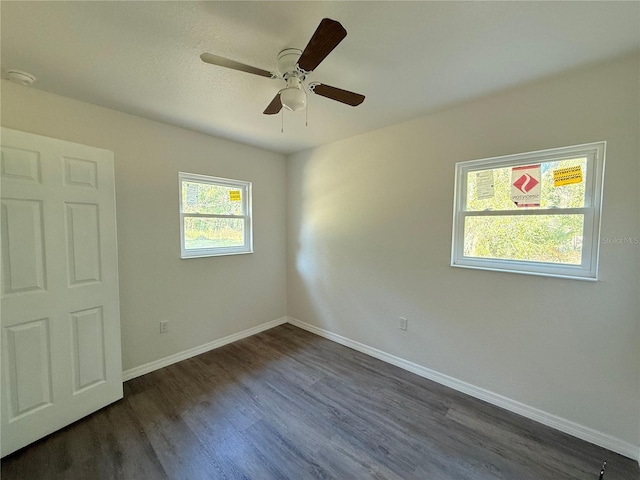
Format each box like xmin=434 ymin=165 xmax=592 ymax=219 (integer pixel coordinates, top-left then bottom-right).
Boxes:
xmin=451 ymin=142 xmax=606 ymax=280
xmin=179 ymin=172 xmax=253 ymax=259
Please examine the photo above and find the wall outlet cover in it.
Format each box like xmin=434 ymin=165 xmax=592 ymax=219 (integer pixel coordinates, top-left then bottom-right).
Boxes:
xmin=399 ymin=317 xmax=408 ymax=331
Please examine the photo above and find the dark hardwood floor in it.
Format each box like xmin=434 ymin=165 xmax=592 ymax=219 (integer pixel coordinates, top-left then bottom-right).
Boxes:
xmin=2 ymin=324 xmax=638 ymax=479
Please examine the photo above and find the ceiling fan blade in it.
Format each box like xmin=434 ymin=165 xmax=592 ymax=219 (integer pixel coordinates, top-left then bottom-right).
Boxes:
xmin=312 ymin=83 xmax=365 ymax=106
xmin=200 ymin=53 xmax=273 ymax=78
xmin=263 ymin=93 xmax=282 ymax=115
xmin=297 ymin=18 xmax=347 ymax=72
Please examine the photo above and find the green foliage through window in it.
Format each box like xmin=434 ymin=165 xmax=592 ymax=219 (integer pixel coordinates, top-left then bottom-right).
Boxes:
xmin=464 ymin=158 xmax=586 ymax=263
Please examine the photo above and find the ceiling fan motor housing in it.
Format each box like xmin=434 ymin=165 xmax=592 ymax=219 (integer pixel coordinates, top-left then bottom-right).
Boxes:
xmin=277 ymin=48 xmax=302 ymax=77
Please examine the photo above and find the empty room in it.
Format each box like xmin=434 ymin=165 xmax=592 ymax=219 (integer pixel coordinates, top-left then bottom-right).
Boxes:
xmin=1 ymin=1 xmax=639 ymax=479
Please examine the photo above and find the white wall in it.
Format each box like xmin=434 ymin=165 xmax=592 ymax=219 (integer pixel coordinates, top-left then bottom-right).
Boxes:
xmin=287 ymin=53 xmax=640 ymax=452
xmin=1 ymin=80 xmax=287 ymax=372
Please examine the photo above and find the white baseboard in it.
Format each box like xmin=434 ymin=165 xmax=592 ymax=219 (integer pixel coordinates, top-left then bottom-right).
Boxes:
xmin=122 ymin=317 xmax=288 ymax=381
xmin=286 ymin=316 xmax=639 ymax=461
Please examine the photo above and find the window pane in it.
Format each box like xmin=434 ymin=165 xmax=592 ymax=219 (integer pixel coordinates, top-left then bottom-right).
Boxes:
xmin=182 ymin=181 xmax=244 ymax=215
xmin=184 ymin=217 xmax=245 ymax=250
xmin=464 ymin=214 xmax=584 ymax=264
xmin=466 ymin=157 xmax=586 ymax=211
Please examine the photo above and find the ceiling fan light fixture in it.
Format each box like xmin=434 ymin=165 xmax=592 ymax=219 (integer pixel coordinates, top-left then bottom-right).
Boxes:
xmin=280 ymin=86 xmax=306 ymax=111
xmin=280 ymin=75 xmax=307 ymax=112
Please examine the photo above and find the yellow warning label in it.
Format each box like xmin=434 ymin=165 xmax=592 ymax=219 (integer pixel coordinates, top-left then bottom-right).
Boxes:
xmin=553 ymin=166 xmax=582 ymax=187
xmin=229 ymin=190 xmax=241 ymax=201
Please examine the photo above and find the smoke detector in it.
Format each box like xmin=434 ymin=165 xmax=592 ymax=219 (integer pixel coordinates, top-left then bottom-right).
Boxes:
xmin=3 ymin=70 xmax=36 ymax=86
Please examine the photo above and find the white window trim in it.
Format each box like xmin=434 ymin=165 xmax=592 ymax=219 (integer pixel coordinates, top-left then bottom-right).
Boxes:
xmin=179 ymin=172 xmax=253 ymax=259
xmin=451 ymin=142 xmax=606 ymax=280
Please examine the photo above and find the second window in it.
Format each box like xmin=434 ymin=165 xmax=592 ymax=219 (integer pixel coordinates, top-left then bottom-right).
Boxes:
xmin=179 ymin=172 xmax=253 ymax=258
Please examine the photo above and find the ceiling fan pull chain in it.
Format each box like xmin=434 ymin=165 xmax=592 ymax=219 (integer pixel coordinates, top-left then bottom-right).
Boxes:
xmin=281 ymin=109 xmax=284 ymax=133
xmin=306 ymin=102 xmax=308 ymax=127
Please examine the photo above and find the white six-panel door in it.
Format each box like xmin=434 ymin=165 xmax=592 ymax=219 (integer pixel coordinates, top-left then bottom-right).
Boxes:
xmin=1 ymin=128 xmax=122 ymax=457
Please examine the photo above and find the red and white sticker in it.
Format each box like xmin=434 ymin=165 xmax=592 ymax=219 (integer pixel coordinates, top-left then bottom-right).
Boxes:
xmin=511 ymin=165 xmax=541 ymax=207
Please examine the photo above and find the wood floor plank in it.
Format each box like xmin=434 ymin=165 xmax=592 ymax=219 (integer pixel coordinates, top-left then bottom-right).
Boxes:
xmin=2 ymin=324 xmax=638 ymax=479
xmin=88 ymin=401 xmax=169 ymax=480
xmin=126 ymin=388 xmax=225 ymax=480
xmin=312 ymin=434 xmax=407 ymax=480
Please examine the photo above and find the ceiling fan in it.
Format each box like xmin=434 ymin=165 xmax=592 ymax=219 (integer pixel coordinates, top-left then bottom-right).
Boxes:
xmin=200 ymin=18 xmax=365 ymax=115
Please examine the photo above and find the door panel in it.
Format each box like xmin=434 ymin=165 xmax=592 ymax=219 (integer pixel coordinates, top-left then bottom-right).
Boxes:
xmin=63 ymin=157 xmax=98 ymax=188
xmin=0 ymin=146 xmax=41 ymax=182
xmin=1 ymin=128 xmax=122 ymax=457
xmin=1 ymin=199 xmax=47 ymax=294
xmin=70 ymin=306 xmax=106 ymax=392
xmin=4 ymin=318 xmax=53 ymax=419
xmin=65 ymin=202 xmax=102 ymax=285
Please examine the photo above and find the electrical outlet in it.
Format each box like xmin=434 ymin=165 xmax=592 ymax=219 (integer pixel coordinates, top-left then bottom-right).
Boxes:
xmin=399 ymin=317 xmax=408 ymax=331
xmin=160 ymin=320 xmax=169 ymax=334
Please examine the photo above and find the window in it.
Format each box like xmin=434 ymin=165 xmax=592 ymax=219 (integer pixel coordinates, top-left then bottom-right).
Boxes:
xmin=451 ymin=142 xmax=605 ymax=280
xmin=179 ymin=172 xmax=252 ymax=258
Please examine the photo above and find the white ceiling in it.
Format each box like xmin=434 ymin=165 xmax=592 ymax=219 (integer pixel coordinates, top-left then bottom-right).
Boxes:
xmin=2 ymin=1 xmax=639 ymax=155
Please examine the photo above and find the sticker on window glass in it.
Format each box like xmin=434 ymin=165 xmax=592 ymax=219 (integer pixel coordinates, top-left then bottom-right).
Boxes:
xmin=476 ymin=170 xmax=495 ymax=200
xmin=229 ymin=190 xmax=241 ymax=201
xmin=553 ymin=166 xmax=582 ymax=187
xmin=186 ymin=184 xmax=198 ymax=206
xmin=511 ymin=164 xmax=540 ymax=207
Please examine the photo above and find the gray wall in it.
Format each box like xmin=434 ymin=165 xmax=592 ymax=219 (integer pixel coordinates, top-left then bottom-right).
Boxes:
xmin=286 ymin=53 xmax=640 ymax=449
xmin=1 ymin=80 xmax=288 ymax=372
